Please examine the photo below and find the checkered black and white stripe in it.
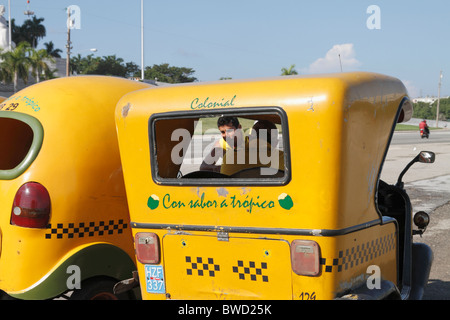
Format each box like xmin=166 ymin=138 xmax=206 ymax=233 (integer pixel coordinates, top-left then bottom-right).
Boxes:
xmin=45 ymin=219 xmax=128 ymax=239
xmin=232 ymin=260 xmax=269 ymax=282
xmin=321 ymin=233 xmax=396 ymax=273
xmin=185 ymin=256 xmax=221 ymax=277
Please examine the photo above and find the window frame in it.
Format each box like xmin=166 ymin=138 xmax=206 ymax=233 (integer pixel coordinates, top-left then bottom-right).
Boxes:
xmin=0 ymin=111 xmax=44 ymax=180
xmin=148 ymin=106 xmax=291 ymax=186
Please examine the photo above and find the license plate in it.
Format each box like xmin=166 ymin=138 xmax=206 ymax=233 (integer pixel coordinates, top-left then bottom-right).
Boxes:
xmin=163 ymin=234 xmax=292 ymax=299
xmin=144 ymin=265 xmax=165 ymax=294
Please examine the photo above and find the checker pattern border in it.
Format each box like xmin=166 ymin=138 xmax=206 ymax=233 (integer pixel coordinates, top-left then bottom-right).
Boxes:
xmin=45 ymin=219 xmax=128 ymax=239
xmin=321 ymin=233 xmax=396 ymax=273
xmin=185 ymin=256 xmax=221 ymax=277
xmin=232 ymin=260 xmax=269 ymax=282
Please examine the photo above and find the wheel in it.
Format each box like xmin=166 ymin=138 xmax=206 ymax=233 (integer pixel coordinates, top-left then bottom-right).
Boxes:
xmin=69 ymin=277 xmax=131 ymax=300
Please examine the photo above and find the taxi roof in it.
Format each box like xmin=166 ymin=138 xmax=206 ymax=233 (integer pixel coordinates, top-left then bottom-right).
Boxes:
xmin=117 ymin=71 xmax=411 ymax=123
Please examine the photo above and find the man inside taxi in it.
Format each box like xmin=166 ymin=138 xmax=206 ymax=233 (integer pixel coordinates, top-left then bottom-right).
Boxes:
xmin=200 ymin=116 xmax=284 ymax=176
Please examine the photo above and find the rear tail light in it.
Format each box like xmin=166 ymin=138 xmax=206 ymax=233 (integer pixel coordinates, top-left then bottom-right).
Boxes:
xmin=11 ymin=182 xmax=51 ymax=228
xmin=135 ymin=232 xmax=160 ymax=264
xmin=291 ymin=240 xmax=321 ymax=276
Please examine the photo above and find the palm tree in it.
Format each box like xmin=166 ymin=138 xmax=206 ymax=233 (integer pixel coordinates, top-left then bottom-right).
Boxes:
xmin=0 ymin=42 xmax=32 ymax=92
xmin=11 ymin=17 xmax=46 ymax=48
xmin=0 ymin=48 xmax=9 ymax=84
xmin=29 ymin=48 xmax=55 ymax=82
xmin=95 ymin=55 xmax=126 ymax=76
xmin=69 ymin=54 xmax=83 ymax=75
xmin=10 ymin=18 xmax=27 ymax=45
xmin=69 ymin=54 xmax=101 ymax=75
xmin=22 ymin=16 xmax=46 ymax=48
xmin=281 ymin=64 xmax=298 ymax=76
xmin=44 ymin=41 xmax=63 ymax=58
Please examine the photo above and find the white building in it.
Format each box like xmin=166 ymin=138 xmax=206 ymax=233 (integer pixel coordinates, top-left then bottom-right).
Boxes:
xmin=412 ymin=96 xmax=450 ymax=104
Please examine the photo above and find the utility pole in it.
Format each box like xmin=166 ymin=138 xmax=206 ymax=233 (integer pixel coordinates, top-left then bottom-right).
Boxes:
xmin=436 ymin=70 xmax=442 ymax=128
xmin=66 ymin=8 xmax=72 ymax=77
xmin=8 ymin=0 xmax=11 ymax=50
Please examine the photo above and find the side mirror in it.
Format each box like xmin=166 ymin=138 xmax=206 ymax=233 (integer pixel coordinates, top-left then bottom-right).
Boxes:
xmin=396 ymin=151 xmax=436 ymax=188
xmin=419 ymin=151 xmax=435 ymax=164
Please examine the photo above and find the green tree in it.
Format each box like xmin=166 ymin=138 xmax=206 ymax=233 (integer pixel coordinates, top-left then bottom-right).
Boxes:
xmin=44 ymin=41 xmax=63 ymax=58
xmin=68 ymin=57 xmax=197 ymax=82
xmin=431 ymin=98 xmax=450 ymax=121
xmin=413 ymin=101 xmax=434 ymax=120
xmin=23 ymin=17 xmax=46 ymax=48
xmin=413 ymin=98 xmax=450 ymax=122
xmin=69 ymin=54 xmax=101 ymax=75
xmin=281 ymin=64 xmax=298 ymax=76
xmin=10 ymin=19 xmax=25 ymax=44
xmin=69 ymin=55 xmax=140 ymax=78
xmin=0 ymin=49 xmax=8 ymax=83
xmin=125 ymin=62 xmax=141 ymax=78
xmin=0 ymin=42 xmax=32 ymax=92
xmin=93 ymin=55 xmax=127 ymax=77
xmin=144 ymin=63 xmax=197 ymax=83
xmin=11 ymin=17 xmax=46 ymax=48
xmin=29 ymin=48 xmax=55 ymax=82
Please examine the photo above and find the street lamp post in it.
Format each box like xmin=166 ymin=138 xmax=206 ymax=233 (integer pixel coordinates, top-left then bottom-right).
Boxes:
xmin=436 ymin=70 xmax=443 ymax=128
xmin=66 ymin=9 xmax=72 ymax=77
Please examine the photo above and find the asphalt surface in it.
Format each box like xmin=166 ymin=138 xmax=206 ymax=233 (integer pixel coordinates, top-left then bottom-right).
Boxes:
xmin=382 ymin=129 xmax=450 ymax=300
xmin=417 ymin=202 xmax=450 ymax=299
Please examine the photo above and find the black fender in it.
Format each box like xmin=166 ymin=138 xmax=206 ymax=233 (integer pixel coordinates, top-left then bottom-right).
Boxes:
xmin=409 ymin=242 xmax=433 ymax=300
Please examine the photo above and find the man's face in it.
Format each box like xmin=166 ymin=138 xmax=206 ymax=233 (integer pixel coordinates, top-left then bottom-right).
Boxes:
xmin=218 ymin=123 xmax=243 ymax=149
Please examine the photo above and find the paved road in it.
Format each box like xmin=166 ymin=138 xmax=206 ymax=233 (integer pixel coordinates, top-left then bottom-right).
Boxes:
xmin=417 ymin=202 xmax=450 ymax=299
xmin=382 ymin=129 xmax=450 ymax=300
xmin=382 ymin=130 xmax=450 ymax=185
xmin=391 ymin=128 xmax=450 ymax=145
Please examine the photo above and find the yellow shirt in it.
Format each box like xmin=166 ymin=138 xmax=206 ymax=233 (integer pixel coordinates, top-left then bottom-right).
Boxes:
xmin=220 ymin=137 xmax=284 ymax=176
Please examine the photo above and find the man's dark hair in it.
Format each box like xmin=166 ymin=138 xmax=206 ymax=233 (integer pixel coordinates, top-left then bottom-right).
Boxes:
xmin=251 ymin=120 xmax=278 ymax=145
xmin=217 ymin=116 xmax=239 ymax=129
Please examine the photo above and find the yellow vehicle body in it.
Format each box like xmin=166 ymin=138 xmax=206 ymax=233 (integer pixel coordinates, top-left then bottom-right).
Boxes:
xmin=0 ymin=76 xmax=151 ymax=299
xmin=115 ymin=72 xmax=415 ymax=300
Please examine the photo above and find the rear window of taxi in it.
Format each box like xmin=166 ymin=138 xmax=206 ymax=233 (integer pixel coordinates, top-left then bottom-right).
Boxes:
xmin=149 ymin=107 xmax=291 ymax=186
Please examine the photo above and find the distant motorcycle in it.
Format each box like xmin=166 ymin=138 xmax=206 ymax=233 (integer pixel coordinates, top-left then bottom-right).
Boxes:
xmin=419 ymin=120 xmax=430 ymax=139
xmin=420 ymin=127 xmax=429 ymax=139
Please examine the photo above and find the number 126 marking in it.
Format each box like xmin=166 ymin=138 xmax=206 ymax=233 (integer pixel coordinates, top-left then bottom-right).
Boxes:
xmin=299 ymin=292 xmax=316 ymax=300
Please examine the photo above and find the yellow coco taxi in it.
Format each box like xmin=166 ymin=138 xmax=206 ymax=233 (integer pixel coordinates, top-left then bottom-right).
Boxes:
xmin=114 ymin=72 xmax=434 ymax=300
xmin=0 ymin=76 xmax=151 ymax=300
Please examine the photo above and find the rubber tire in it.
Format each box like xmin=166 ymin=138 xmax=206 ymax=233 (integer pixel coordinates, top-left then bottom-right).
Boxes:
xmin=69 ymin=278 xmax=131 ymax=300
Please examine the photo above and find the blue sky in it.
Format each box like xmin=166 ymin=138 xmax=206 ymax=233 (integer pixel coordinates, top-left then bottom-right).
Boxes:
xmin=5 ymin=0 xmax=450 ymax=97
